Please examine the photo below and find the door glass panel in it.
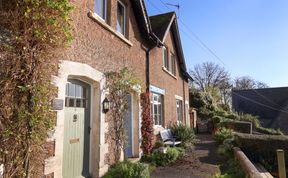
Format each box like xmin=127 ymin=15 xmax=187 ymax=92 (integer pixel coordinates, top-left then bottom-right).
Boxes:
xmin=68 ymin=83 xmax=75 ymax=97
xmin=75 ymin=85 xmax=83 ymax=98
xmin=68 ymin=98 xmax=75 ymax=107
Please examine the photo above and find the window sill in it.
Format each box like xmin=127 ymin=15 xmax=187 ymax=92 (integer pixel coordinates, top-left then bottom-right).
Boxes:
xmin=162 ymin=67 xmax=177 ymax=79
xmin=88 ymin=11 xmax=133 ymax=47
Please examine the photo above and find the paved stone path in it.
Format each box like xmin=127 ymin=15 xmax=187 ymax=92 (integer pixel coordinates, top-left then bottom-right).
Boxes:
xmin=150 ymin=134 xmax=226 ymax=178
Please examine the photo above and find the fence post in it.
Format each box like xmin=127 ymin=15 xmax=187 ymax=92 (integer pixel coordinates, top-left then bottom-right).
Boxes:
xmin=277 ymin=149 xmax=286 ymax=178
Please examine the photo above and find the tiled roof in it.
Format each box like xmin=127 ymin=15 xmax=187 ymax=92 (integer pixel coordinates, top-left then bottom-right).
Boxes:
xmin=149 ymin=12 xmax=175 ymax=41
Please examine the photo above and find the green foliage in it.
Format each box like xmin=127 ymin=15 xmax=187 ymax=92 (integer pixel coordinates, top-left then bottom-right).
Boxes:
xmin=105 ymin=67 xmax=142 ymax=163
xmin=141 ymin=147 xmax=184 ymax=166
xmin=218 ymin=120 xmax=252 ymax=134
xmin=0 ymin=0 xmax=73 ymax=176
xmin=214 ymin=128 xmax=233 ymax=144
xmin=212 ymin=116 xmax=224 ymax=125
xmin=256 ymin=127 xmax=283 ymax=135
xmin=103 ymin=161 xmax=150 ymax=178
xmin=154 ymin=140 xmax=165 ymax=149
xmin=190 ymin=87 xmax=222 ymax=119
xmin=214 ymin=159 xmax=246 ymax=178
xmin=237 ymin=113 xmax=260 ymax=128
xmin=170 ymin=124 xmax=196 ymax=148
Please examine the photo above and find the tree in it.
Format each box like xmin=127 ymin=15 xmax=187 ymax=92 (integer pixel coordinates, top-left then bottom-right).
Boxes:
xmin=189 ymin=62 xmax=231 ymax=92
xmin=189 ymin=62 xmax=232 ymax=111
xmin=234 ymin=76 xmax=268 ymax=90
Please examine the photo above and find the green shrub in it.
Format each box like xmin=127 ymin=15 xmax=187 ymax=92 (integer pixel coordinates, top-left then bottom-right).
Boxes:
xmin=237 ymin=113 xmax=260 ymax=128
xmin=225 ymin=112 xmax=239 ymax=120
xmin=256 ymin=127 xmax=283 ymax=135
xmin=212 ymin=116 xmax=223 ymax=125
xmin=103 ymin=161 xmax=149 ymax=178
xmin=154 ymin=147 xmax=179 ymax=166
xmin=214 ymin=128 xmax=233 ymax=144
xmin=170 ymin=123 xmax=196 ymax=147
xmin=214 ymin=158 xmax=246 ymax=178
xmin=154 ymin=140 xmax=165 ymax=149
xmin=218 ymin=120 xmax=252 ymax=134
xmin=141 ymin=147 xmax=184 ymax=166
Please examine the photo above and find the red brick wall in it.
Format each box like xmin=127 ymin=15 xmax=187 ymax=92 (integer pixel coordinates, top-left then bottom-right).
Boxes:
xmin=60 ymin=0 xmax=148 ymax=85
xmin=150 ymin=30 xmax=189 ymax=127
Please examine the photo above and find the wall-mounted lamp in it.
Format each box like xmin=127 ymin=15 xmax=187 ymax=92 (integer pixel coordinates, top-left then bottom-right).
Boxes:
xmin=103 ymin=97 xmax=110 ymax=113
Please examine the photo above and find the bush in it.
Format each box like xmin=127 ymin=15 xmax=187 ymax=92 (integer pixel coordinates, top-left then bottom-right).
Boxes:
xmin=154 ymin=141 xmax=165 ymax=149
xmin=170 ymin=124 xmax=196 ymax=148
xmin=212 ymin=116 xmax=224 ymax=125
xmin=141 ymin=147 xmax=184 ymax=166
xmin=214 ymin=128 xmax=233 ymax=144
xmin=214 ymin=158 xmax=246 ymax=178
xmin=237 ymin=113 xmax=260 ymax=128
xmin=103 ymin=161 xmax=149 ymax=178
xmin=218 ymin=120 xmax=252 ymax=134
xmin=256 ymin=127 xmax=283 ymax=135
xmin=234 ymin=133 xmax=288 ymax=173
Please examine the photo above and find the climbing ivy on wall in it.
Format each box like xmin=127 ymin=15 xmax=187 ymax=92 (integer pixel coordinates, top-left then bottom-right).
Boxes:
xmin=0 ymin=0 xmax=73 ymax=177
xmin=105 ymin=67 xmax=142 ymax=164
xmin=140 ymin=92 xmax=154 ymax=155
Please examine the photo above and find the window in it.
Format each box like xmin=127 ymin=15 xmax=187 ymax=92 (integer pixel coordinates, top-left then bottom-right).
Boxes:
xmin=94 ymin=0 xmax=107 ymax=20
xmin=65 ymin=83 xmax=87 ymax=108
xmin=176 ymin=100 xmax=183 ymax=123
xmin=163 ymin=47 xmax=169 ymax=69
xmin=117 ymin=1 xmax=126 ymax=36
xmin=151 ymin=93 xmax=163 ymax=126
xmin=170 ymin=53 xmax=176 ymax=75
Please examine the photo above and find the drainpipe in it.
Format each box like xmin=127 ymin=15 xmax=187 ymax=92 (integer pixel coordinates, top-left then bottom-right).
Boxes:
xmin=141 ymin=44 xmax=153 ymax=92
xmin=142 ymin=33 xmax=163 ymax=92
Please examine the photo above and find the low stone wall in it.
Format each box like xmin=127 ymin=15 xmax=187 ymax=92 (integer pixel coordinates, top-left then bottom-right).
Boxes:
xmin=233 ymin=147 xmax=263 ymax=178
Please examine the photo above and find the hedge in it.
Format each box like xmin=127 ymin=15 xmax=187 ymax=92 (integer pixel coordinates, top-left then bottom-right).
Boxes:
xmin=219 ymin=120 xmax=252 ymax=134
xmin=234 ymin=133 xmax=288 ymax=173
xmin=255 ymin=127 xmax=283 ymax=135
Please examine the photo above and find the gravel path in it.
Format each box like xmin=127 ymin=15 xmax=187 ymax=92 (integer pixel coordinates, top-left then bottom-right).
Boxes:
xmin=150 ymin=134 xmax=226 ymax=178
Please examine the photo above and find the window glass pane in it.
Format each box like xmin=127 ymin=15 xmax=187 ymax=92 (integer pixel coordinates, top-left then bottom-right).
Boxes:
xmin=75 ymin=85 xmax=83 ymax=98
xmin=176 ymin=100 xmax=183 ymax=122
xmin=171 ymin=54 xmax=176 ymax=75
xmin=95 ymin=0 xmax=106 ymax=19
xmin=163 ymin=47 xmax=168 ymax=69
xmin=117 ymin=2 xmax=125 ymax=35
xmin=68 ymin=83 xmax=75 ymax=97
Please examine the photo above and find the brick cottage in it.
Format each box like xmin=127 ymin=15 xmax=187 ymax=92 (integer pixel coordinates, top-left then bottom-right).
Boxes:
xmin=44 ymin=0 xmax=192 ymax=177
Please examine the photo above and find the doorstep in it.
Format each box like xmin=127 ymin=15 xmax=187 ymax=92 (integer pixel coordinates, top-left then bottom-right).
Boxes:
xmin=128 ymin=157 xmax=141 ymax=163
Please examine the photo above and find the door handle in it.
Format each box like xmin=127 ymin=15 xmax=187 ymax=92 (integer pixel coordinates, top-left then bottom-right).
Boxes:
xmin=88 ymin=126 xmax=91 ymax=134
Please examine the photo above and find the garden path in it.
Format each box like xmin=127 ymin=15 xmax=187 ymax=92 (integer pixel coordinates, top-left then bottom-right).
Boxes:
xmin=150 ymin=134 xmax=226 ymax=178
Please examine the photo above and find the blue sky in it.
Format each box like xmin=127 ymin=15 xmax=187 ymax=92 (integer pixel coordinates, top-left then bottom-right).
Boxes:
xmin=145 ymin=0 xmax=288 ymax=87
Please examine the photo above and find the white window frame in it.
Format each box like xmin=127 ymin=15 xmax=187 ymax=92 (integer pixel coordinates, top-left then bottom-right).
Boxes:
xmin=94 ymin=0 xmax=107 ymax=21
xmin=117 ymin=0 xmax=126 ymax=36
xmin=163 ymin=46 xmax=169 ymax=69
xmin=151 ymin=93 xmax=163 ymax=126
